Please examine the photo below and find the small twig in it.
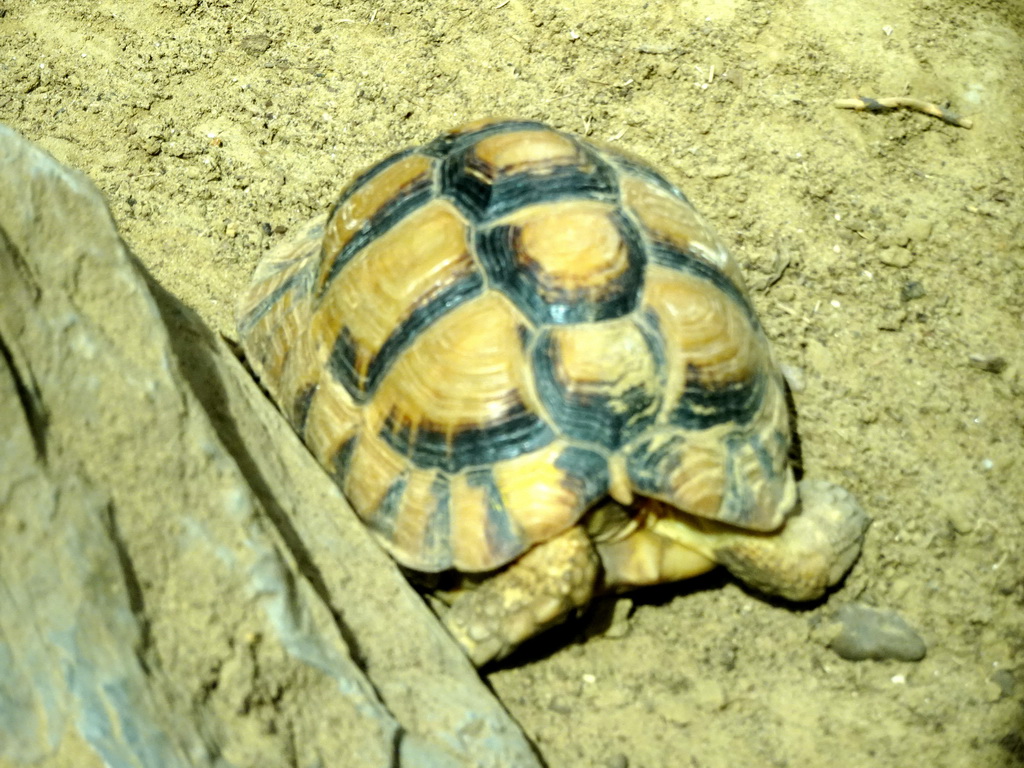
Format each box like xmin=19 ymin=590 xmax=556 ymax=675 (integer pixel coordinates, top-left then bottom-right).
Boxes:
xmin=834 ymin=96 xmax=973 ymax=129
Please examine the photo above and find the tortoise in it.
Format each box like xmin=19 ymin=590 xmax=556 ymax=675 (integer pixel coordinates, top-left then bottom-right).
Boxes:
xmin=237 ymin=118 xmax=869 ymax=666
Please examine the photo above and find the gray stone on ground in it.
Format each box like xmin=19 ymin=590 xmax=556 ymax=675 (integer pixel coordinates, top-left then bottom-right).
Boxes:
xmin=826 ymin=603 xmax=927 ymax=662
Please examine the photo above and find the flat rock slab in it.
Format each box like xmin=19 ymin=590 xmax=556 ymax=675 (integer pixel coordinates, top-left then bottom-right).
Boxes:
xmin=0 ymin=123 xmax=541 ymax=768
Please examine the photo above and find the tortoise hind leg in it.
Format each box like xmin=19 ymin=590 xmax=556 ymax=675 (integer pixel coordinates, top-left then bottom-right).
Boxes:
xmin=441 ymin=525 xmax=599 ymax=666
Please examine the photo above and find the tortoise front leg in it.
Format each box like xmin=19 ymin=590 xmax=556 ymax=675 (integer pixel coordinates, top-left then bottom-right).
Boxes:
xmin=441 ymin=525 xmax=599 ymax=666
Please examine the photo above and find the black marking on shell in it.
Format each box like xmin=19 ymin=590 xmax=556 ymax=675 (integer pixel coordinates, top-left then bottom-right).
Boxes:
xmin=379 ymin=402 xmax=556 ymax=474
xmin=317 ymin=148 xmax=436 ymax=298
xmin=607 ymin=152 xmax=693 ymax=207
xmin=647 ymin=242 xmax=759 ymax=329
xmin=474 ymin=210 xmax=644 ymax=325
xmin=367 ymin=270 xmax=486 ymax=394
xmin=718 ymin=431 xmax=769 ymax=526
xmin=670 ymin=364 xmax=765 ymax=429
xmin=237 ymin=265 xmax=313 ymax=336
xmin=440 ymin=140 xmax=619 ymax=225
xmin=418 ymin=472 xmax=453 ymax=570
xmin=370 ymin=470 xmax=408 ymax=542
xmin=532 ymin=327 xmax=662 ymax=449
xmin=325 ymin=270 xmax=486 ymax=403
xmin=329 ymin=435 xmax=358 ymax=486
xmin=292 ymin=383 xmax=318 ymax=433
xmin=514 ymin=321 xmax=534 ymax=352
xmin=326 ymin=326 xmax=365 ymax=401
xmin=553 ymin=444 xmax=611 ymax=505
xmin=624 ymin=433 xmax=687 ymax=498
xmin=421 ymin=119 xmax=554 ymax=159
xmin=465 ymin=467 xmax=525 ymax=568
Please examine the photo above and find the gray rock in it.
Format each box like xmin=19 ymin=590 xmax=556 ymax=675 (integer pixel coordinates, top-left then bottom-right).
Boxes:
xmin=826 ymin=603 xmax=927 ymax=662
xmin=0 ymin=123 xmax=541 ymax=768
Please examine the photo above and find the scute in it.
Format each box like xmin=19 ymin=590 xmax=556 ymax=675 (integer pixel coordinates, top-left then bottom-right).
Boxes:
xmin=476 ymin=199 xmax=645 ymax=325
xmin=642 ymin=264 xmax=767 ymax=429
xmin=315 ymin=198 xmax=482 ymax=401
xmin=237 ymin=118 xmax=796 ymax=574
xmin=440 ymin=125 xmax=618 ymax=223
xmin=370 ymin=291 xmax=554 ymax=475
xmin=532 ymin=316 xmax=663 ymax=448
xmin=317 ymin=151 xmax=435 ymax=295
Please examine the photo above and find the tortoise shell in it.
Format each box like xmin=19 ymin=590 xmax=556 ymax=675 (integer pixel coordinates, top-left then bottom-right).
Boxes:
xmin=238 ymin=118 xmax=795 ymax=574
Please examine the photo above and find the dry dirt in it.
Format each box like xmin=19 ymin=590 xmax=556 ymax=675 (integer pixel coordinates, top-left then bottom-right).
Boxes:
xmin=2 ymin=0 xmax=1022 ymax=766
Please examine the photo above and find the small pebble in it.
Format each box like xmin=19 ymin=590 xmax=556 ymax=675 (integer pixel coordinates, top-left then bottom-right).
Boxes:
xmin=548 ymin=695 xmax=573 ymax=715
xmin=826 ymin=603 xmax=927 ymax=661
xmin=900 ymin=280 xmax=926 ymax=302
xmin=878 ymin=247 xmax=914 ymax=268
xmin=239 ymin=34 xmax=272 ymax=56
xmin=991 ymin=669 xmax=1016 ymax=697
xmin=702 ymin=164 xmax=733 ymax=179
xmin=877 ymin=307 xmax=907 ymax=331
xmin=946 ymin=506 xmax=975 ymax=535
xmin=968 ymin=354 xmax=1007 ymax=374
xmin=898 ymin=216 xmax=934 ymax=244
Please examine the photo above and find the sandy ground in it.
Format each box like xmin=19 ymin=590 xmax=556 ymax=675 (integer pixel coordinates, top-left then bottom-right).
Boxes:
xmin=2 ymin=0 xmax=1022 ymax=766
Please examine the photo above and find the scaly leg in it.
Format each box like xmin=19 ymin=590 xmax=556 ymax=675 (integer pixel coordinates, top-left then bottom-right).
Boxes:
xmin=441 ymin=525 xmax=599 ymax=666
